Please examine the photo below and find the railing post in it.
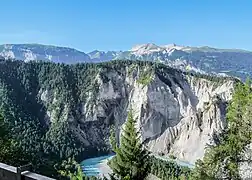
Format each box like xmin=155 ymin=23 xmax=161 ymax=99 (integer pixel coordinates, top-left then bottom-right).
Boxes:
xmin=16 ymin=163 xmax=32 ymax=180
xmin=16 ymin=167 xmax=21 ymax=180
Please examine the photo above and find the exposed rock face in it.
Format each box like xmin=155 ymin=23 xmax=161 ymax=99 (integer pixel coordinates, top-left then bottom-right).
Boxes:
xmin=239 ymin=143 xmax=252 ymax=179
xmin=38 ymin=63 xmax=235 ymax=164
xmin=129 ymin=75 xmax=233 ymax=163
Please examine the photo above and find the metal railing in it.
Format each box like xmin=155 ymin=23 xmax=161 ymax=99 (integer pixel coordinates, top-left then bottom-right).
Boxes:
xmin=0 ymin=162 xmax=55 ymax=180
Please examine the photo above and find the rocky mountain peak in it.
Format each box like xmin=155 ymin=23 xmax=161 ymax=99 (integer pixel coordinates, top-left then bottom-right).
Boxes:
xmin=131 ymin=43 xmax=161 ymax=52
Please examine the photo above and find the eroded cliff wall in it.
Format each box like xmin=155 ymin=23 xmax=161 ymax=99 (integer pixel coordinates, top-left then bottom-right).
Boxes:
xmin=36 ymin=61 xmax=235 ymax=163
xmin=0 ymin=60 xmax=237 ymax=164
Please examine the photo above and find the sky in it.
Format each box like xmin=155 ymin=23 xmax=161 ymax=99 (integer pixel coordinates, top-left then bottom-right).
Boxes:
xmin=1 ymin=0 xmax=252 ymax=52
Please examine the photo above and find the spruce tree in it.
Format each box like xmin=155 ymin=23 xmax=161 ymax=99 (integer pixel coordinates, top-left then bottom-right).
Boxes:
xmin=108 ymin=110 xmax=149 ymax=180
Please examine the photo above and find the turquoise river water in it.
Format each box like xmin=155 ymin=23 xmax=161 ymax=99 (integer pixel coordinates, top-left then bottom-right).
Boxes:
xmin=81 ymin=154 xmax=114 ymax=177
xmin=81 ymin=154 xmax=194 ymax=177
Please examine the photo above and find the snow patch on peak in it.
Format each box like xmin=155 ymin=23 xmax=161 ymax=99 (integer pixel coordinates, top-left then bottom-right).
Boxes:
xmin=131 ymin=44 xmax=145 ymax=51
xmin=131 ymin=43 xmax=164 ymax=55
xmin=162 ymin=44 xmax=188 ymax=51
xmin=130 ymin=43 xmax=192 ymax=56
xmin=131 ymin=43 xmax=160 ymax=51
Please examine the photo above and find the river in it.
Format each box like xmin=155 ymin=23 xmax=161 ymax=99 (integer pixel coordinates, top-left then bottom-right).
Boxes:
xmin=81 ymin=154 xmax=114 ymax=177
xmin=81 ymin=154 xmax=194 ymax=177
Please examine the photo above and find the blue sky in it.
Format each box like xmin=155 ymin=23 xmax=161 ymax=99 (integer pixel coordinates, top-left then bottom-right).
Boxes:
xmin=1 ymin=0 xmax=252 ymax=52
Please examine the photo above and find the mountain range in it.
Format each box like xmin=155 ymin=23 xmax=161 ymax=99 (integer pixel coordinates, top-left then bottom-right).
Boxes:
xmin=1 ymin=43 xmax=252 ymax=80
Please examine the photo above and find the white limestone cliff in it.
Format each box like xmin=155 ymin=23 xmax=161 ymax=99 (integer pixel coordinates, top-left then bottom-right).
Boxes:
xmin=39 ymin=65 xmax=236 ymax=165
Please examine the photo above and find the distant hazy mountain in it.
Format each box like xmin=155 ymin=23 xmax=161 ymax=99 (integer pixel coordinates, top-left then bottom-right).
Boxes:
xmin=0 ymin=44 xmax=91 ymax=63
xmin=1 ymin=43 xmax=252 ymax=80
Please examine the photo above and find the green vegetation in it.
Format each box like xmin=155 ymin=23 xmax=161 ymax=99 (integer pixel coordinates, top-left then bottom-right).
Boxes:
xmin=108 ymin=110 xmax=194 ymax=180
xmin=169 ymin=154 xmax=177 ymax=160
xmin=136 ymin=66 xmax=154 ymax=86
xmin=128 ymin=63 xmax=138 ymax=75
xmin=0 ymin=59 xmax=112 ymax=178
xmin=186 ymin=71 xmax=240 ymax=85
xmin=57 ymin=157 xmax=106 ymax=180
xmin=0 ymin=59 xmax=191 ymax=178
xmin=0 ymin=111 xmax=28 ymax=166
xmin=149 ymin=156 xmax=192 ymax=180
xmin=0 ymin=58 xmax=246 ymax=179
xmin=58 ymin=157 xmax=84 ymax=180
xmin=191 ymin=79 xmax=252 ymax=180
xmin=108 ymin=109 xmax=150 ymax=180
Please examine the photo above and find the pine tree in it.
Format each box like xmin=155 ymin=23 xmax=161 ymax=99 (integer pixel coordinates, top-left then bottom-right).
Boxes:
xmin=108 ymin=110 xmax=150 ymax=180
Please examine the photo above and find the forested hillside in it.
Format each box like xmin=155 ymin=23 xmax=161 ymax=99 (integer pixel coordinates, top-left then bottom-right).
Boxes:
xmin=0 ymin=59 xmax=242 ymax=179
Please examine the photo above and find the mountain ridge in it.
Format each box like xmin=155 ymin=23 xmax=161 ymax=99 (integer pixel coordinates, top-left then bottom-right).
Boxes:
xmin=1 ymin=43 xmax=252 ymax=80
xmin=1 ymin=43 xmax=251 ymax=55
